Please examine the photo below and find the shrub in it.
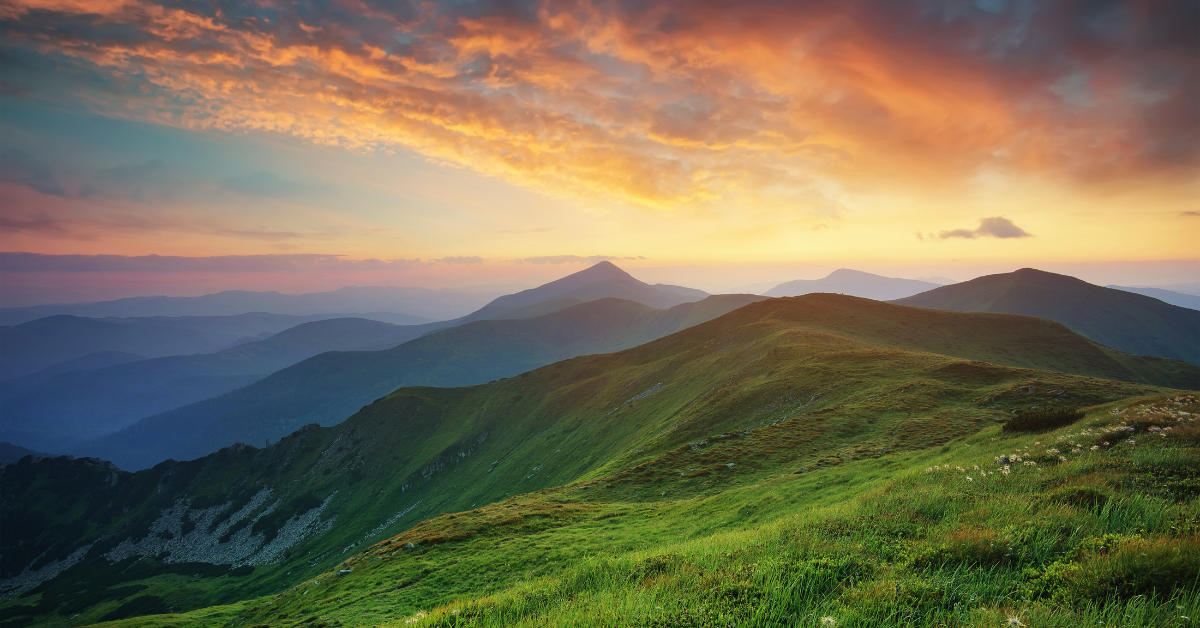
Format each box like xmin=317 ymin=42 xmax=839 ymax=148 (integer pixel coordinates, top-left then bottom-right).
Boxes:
xmin=97 ymin=595 xmax=170 ymax=622
xmin=1003 ymin=407 xmax=1085 ymax=433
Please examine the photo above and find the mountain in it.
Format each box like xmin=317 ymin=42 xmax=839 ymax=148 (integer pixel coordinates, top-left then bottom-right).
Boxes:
xmin=764 ymin=268 xmax=942 ymax=300
xmin=460 ymin=261 xmax=706 ymax=322
xmin=73 ymin=295 xmax=766 ymax=470
xmin=2 ymin=294 xmax=1193 ymax=626
xmin=894 ymin=268 xmax=1200 ymax=365
xmin=0 ymin=312 xmax=423 ymax=381
xmin=0 ymin=318 xmax=432 ymax=453
xmin=0 ymin=263 xmax=712 ymax=456
xmin=1108 ymin=285 xmax=1200 ymax=311
xmin=0 ymin=442 xmax=53 ymax=466
xmin=0 ymin=286 xmax=484 ymax=326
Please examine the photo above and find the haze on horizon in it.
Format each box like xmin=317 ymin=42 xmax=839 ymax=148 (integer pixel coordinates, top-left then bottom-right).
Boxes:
xmin=0 ymin=0 xmax=1196 ymax=304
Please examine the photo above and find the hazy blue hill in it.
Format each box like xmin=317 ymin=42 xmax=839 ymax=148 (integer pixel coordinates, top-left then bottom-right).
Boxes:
xmin=0 ymin=286 xmax=478 ymax=326
xmin=894 ymin=268 xmax=1200 ymax=365
xmin=0 ymin=318 xmax=429 ymax=452
xmin=74 ymin=295 xmax=765 ymax=470
xmin=461 ymin=261 xmax=706 ymax=322
xmin=0 ymin=312 xmax=402 ymax=381
xmin=1108 ymin=285 xmax=1200 ymax=311
xmin=1 ymin=350 xmax=145 ymax=388
xmin=0 ymin=442 xmax=53 ymax=466
xmin=2 ymin=293 xmax=1193 ymax=626
xmin=764 ymin=268 xmax=942 ymax=299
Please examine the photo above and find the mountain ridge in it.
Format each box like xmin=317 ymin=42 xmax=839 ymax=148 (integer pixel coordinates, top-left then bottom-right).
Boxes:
xmin=2 ymin=292 xmax=1192 ymax=626
xmin=894 ymin=268 xmax=1200 ymax=365
xmin=764 ymin=268 xmax=942 ymax=300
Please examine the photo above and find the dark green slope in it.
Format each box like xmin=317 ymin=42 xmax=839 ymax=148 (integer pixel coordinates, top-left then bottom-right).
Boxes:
xmin=1 ymin=294 xmax=1189 ymax=626
xmin=74 ymin=295 xmax=766 ymax=471
xmin=894 ymin=268 xmax=1200 ymax=365
xmin=0 ymin=318 xmax=423 ymax=452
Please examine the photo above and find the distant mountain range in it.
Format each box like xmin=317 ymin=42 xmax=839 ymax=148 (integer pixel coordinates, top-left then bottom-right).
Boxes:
xmin=0 ymin=312 xmax=427 ymax=381
xmin=764 ymin=269 xmax=943 ymax=300
xmin=458 ymin=260 xmax=707 ymax=322
xmin=894 ymin=269 xmax=1200 ymax=365
xmin=4 ymin=291 xmax=1194 ymax=625
xmin=0 ymin=285 xmax=492 ymax=326
xmin=1108 ymin=285 xmax=1200 ymax=311
xmin=0 ymin=317 xmax=435 ymax=452
xmin=1 ymin=262 xmax=713 ymax=457
xmin=74 ymin=294 xmax=762 ymax=470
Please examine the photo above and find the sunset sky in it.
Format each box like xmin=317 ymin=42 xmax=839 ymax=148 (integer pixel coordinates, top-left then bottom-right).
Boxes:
xmin=1 ymin=0 xmax=1196 ymax=304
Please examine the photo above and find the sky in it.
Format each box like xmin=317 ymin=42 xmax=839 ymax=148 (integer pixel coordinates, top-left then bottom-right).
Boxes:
xmin=0 ymin=0 xmax=1197 ymax=304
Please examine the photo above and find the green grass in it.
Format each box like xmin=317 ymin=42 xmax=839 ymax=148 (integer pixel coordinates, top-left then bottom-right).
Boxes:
xmin=3 ymin=296 xmax=1197 ymax=627
xmin=95 ymin=393 xmax=1197 ymax=628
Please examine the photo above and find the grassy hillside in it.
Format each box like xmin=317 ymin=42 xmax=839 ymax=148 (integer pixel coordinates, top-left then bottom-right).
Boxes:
xmin=894 ymin=268 xmax=1200 ymax=366
xmin=72 ymin=296 xmax=765 ymax=471
xmin=0 ymin=318 xmax=426 ymax=453
xmin=1 ymin=295 xmax=1195 ymax=627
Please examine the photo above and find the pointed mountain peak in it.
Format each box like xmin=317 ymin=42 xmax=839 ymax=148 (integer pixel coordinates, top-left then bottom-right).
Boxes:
xmin=566 ymin=260 xmax=636 ymax=283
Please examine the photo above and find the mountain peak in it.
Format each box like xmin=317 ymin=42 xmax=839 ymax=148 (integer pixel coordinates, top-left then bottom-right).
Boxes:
xmin=825 ymin=268 xmax=880 ymax=280
xmin=567 ymin=260 xmax=636 ymax=282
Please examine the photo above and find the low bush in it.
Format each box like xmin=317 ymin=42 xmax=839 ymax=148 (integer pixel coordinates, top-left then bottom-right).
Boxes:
xmin=1003 ymin=407 xmax=1085 ymax=432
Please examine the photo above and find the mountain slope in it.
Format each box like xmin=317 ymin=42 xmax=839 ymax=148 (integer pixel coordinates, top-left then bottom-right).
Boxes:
xmin=73 ymin=295 xmax=766 ymax=470
xmin=0 ymin=318 xmax=427 ymax=452
xmin=461 ymin=261 xmax=706 ymax=322
xmin=894 ymin=268 xmax=1200 ymax=365
xmin=0 ymin=312 xmax=406 ymax=381
xmin=764 ymin=268 xmax=942 ymax=299
xmin=0 ymin=286 xmax=479 ymax=326
xmin=1108 ymin=285 xmax=1200 ymax=311
xmin=1 ymin=295 xmax=1193 ymax=626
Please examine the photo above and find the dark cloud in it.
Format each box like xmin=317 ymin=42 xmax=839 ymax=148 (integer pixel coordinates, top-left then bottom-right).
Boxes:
xmin=1182 ymin=211 xmax=1200 ymax=217
xmin=519 ymin=255 xmax=645 ymax=264
xmin=1 ymin=0 xmax=1194 ymax=210
xmin=0 ymin=253 xmax=421 ymax=272
xmin=938 ymin=216 xmax=1032 ymax=240
xmin=0 ymin=147 xmax=68 ymax=196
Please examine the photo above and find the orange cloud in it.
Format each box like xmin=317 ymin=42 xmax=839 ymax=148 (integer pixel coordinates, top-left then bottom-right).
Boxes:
xmin=2 ymin=0 xmax=1195 ymax=209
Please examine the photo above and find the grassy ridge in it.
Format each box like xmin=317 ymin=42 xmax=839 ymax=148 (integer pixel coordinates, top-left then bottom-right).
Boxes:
xmin=119 ymin=393 xmax=1199 ymax=628
xmin=894 ymin=268 xmax=1200 ymax=366
xmin=1 ymin=295 xmax=1197 ymax=626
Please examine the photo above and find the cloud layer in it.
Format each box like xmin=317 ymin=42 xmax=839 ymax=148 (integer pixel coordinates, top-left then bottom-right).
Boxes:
xmin=939 ymin=216 xmax=1032 ymax=240
xmin=2 ymin=0 xmax=1195 ymax=211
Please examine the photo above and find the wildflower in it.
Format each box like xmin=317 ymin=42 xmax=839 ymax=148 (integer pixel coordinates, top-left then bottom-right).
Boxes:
xmin=1072 ymin=449 xmax=1081 ymax=454
xmin=1104 ymin=441 xmax=1111 ymax=446
xmin=1059 ymin=456 xmax=1067 ymax=462
xmin=966 ymin=476 xmax=973 ymax=482
xmin=1091 ymin=445 xmax=1100 ymax=451
xmin=1002 ymin=466 xmax=1011 ymax=475
xmin=974 ymin=465 xmax=980 ymax=471
xmin=1005 ymin=615 xmax=1025 ymax=627
xmin=1127 ymin=439 xmax=1136 ymax=445
xmin=821 ymin=617 xmax=838 ymax=628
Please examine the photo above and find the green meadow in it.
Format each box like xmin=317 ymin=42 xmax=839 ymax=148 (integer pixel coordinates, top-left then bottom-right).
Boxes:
xmin=2 ymin=296 xmax=1197 ymax=627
